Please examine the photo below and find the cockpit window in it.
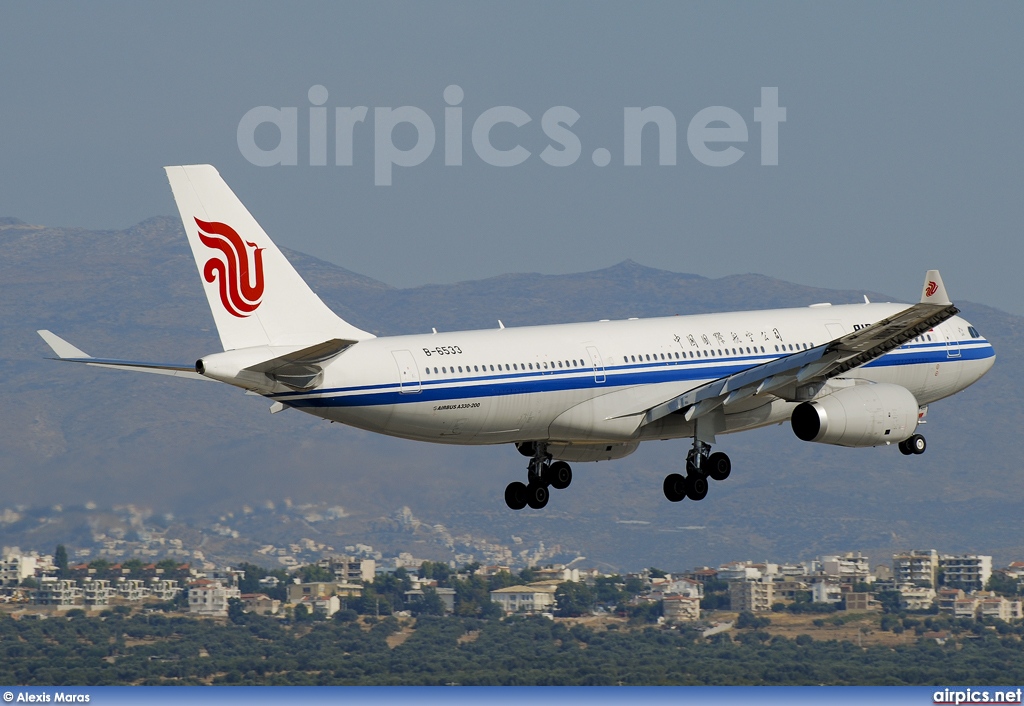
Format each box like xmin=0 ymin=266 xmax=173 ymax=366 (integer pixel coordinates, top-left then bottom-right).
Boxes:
xmin=968 ymin=326 xmax=981 ymax=339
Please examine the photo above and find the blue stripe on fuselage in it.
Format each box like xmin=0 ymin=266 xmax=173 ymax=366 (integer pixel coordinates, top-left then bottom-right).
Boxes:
xmin=280 ymin=341 xmax=994 ymax=410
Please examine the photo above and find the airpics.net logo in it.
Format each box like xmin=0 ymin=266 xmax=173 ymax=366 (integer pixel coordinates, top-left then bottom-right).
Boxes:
xmin=237 ymin=85 xmax=786 ymax=186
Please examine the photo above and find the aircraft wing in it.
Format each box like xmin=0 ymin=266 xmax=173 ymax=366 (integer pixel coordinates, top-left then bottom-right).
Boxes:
xmin=37 ymin=330 xmax=209 ymax=381
xmin=642 ymin=270 xmax=959 ymax=426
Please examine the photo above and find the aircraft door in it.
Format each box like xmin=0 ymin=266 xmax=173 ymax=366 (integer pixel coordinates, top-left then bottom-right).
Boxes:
xmin=586 ymin=345 xmax=606 ymax=384
xmin=392 ymin=350 xmax=421 ymax=393
xmin=942 ymin=325 xmax=961 ymax=359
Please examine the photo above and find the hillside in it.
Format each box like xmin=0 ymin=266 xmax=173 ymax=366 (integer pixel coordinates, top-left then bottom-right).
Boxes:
xmin=0 ymin=216 xmax=1020 ymax=570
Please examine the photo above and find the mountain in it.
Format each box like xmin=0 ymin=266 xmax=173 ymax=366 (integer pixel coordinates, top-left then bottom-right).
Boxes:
xmin=1 ymin=215 xmax=1021 ymax=571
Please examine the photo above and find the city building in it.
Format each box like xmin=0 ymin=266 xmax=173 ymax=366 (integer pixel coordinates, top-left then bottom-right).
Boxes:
xmin=897 ymin=584 xmax=936 ymax=611
xmin=82 ymin=579 xmax=113 ymax=607
xmin=117 ymin=579 xmax=146 ymax=602
xmin=811 ymin=581 xmax=843 ymax=604
xmin=489 ymin=584 xmax=558 ymax=614
xmin=148 ymin=579 xmax=179 ymax=601
xmin=893 ymin=550 xmax=939 ymax=588
xmin=729 ymin=579 xmax=774 ymax=613
xmin=317 ymin=556 xmax=376 ymax=584
xmin=940 ymin=555 xmax=992 ymax=593
xmin=844 ymin=592 xmax=879 ymax=611
xmin=287 ymin=581 xmax=362 ymax=604
xmin=188 ymin=578 xmax=240 ymax=617
xmin=404 ymin=587 xmax=456 ymax=614
xmin=821 ymin=552 xmax=872 ymax=585
xmin=241 ymin=593 xmax=280 ymax=615
xmin=1 ymin=552 xmax=37 ymax=587
xmin=662 ymin=594 xmax=701 ymax=623
xmin=33 ymin=579 xmax=81 ymax=607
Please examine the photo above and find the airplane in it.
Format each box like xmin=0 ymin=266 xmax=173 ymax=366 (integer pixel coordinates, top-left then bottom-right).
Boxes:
xmin=38 ymin=165 xmax=996 ymax=511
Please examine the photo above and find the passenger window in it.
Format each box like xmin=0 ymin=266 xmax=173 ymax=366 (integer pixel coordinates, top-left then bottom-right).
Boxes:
xmin=557 ymin=361 xmax=563 ymax=368
xmin=442 ymin=367 xmax=447 ymax=373
xmin=674 ymin=352 xmax=680 ymax=359
xmin=513 ymin=364 xmax=518 ymax=370
xmin=474 ymin=365 xmax=479 ymax=372
xmin=775 ymin=345 xmax=779 ymax=352
xmin=458 ymin=366 xmax=463 ymax=373
xmin=433 ymin=367 xmax=438 ymax=374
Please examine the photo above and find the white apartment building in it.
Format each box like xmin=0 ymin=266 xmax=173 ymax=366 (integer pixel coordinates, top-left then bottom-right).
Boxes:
xmin=188 ymin=579 xmax=241 ymax=616
xmin=148 ymin=579 xmax=180 ymax=601
xmin=811 ymin=581 xmax=843 ymax=604
xmin=34 ymin=579 xmax=81 ymax=607
xmin=897 ymin=584 xmax=936 ymax=611
xmin=1 ymin=552 xmax=37 ymax=587
xmin=82 ymin=579 xmax=113 ymax=607
xmin=489 ymin=584 xmax=557 ymax=614
xmin=117 ymin=579 xmax=147 ymax=602
xmin=821 ymin=552 xmax=872 ymax=584
xmin=940 ymin=555 xmax=992 ymax=593
xmin=719 ymin=562 xmax=763 ymax=582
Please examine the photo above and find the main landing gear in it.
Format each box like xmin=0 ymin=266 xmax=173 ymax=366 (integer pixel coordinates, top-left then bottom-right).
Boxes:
xmin=663 ymin=439 xmax=731 ymax=503
xmin=505 ymin=442 xmax=573 ymax=510
xmin=898 ymin=434 xmax=927 ymax=456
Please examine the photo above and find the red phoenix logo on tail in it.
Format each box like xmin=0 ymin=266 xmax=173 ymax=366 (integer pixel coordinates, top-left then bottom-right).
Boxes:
xmin=925 ymin=281 xmax=938 ymax=298
xmin=195 ymin=218 xmax=265 ymax=318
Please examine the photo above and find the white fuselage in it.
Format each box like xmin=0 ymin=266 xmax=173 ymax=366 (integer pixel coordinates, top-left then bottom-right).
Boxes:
xmin=267 ymin=302 xmax=994 ymax=449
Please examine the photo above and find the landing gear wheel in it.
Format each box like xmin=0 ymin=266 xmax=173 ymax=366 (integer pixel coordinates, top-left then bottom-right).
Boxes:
xmin=685 ymin=474 xmax=709 ymax=501
xmin=547 ymin=461 xmax=572 ymax=490
xmin=525 ymin=483 xmax=549 ymax=509
xmin=504 ymin=481 xmax=528 ymax=510
xmin=898 ymin=439 xmax=914 ymax=455
xmin=663 ymin=473 xmax=687 ymax=502
xmin=909 ymin=434 xmax=926 ymax=455
xmin=706 ymin=452 xmax=731 ymax=481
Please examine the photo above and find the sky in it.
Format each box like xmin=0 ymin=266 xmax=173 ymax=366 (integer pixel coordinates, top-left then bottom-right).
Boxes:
xmin=2 ymin=2 xmax=1022 ymax=314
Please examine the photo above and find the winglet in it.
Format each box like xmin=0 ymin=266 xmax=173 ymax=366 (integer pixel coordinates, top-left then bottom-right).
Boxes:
xmin=920 ymin=270 xmax=951 ymax=306
xmin=37 ymin=330 xmax=91 ymax=359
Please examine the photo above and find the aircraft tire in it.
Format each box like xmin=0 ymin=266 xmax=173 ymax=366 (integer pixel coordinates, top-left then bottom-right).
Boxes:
xmin=707 ymin=452 xmax=731 ymax=481
xmin=909 ymin=434 xmax=926 ymax=455
xmin=547 ymin=461 xmax=572 ymax=490
xmin=504 ymin=481 xmax=528 ymax=510
xmin=526 ymin=483 xmax=549 ymax=509
xmin=685 ymin=474 xmax=709 ymax=501
xmin=663 ymin=473 xmax=687 ymax=502
xmin=898 ymin=439 xmax=913 ymax=455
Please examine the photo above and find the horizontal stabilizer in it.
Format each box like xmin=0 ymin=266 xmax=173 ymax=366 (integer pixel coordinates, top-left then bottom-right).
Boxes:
xmin=36 ymin=330 xmax=209 ymax=381
xmin=243 ymin=338 xmax=357 ymax=389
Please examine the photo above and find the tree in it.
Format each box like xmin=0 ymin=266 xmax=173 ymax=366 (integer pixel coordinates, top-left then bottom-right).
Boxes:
xmin=412 ymin=587 xmax=447 ymax=617
xmin=648 ymin=567 xmax=668 ymax=579
xmin=418 ymin=561 xmax=453 ymax=585
xmin=555 ymin=582 xmax=595 ymax=617
xmin=228 ymin=598 xmax=246 ymax=624
xmin=54 ymin=545 xmax=68 ymax=579
xmin=298 ymin=564 xmax=334 ymax=583
xmin=488 ymin=571 xmax=517 ymax=591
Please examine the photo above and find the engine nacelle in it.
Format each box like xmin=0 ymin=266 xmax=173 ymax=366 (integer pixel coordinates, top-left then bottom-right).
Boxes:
xmin=791 ymin=383 xmax=919 ymax=448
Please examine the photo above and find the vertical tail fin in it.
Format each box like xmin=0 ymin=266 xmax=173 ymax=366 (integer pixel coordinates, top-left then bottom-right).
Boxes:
xmin=165 ymin=165 xmax=374 ymax=350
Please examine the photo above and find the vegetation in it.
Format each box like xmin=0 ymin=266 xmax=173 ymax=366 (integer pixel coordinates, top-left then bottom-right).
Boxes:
xmin=3 ymin=610 xmax=1024 ymax=686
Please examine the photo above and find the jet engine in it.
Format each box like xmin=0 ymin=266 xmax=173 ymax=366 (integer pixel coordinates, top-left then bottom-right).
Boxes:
xmin=791 ymin=383 xmax=919 ymax=447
